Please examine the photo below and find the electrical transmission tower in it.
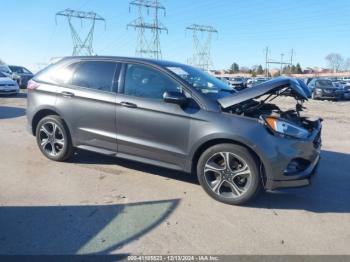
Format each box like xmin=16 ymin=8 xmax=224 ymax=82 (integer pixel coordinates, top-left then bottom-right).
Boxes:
xmin=56 ymin=9 xmax=105 ymax=56
xmin=186 ymin=24 xmax=218 ymax=71
xmin=127 ymin=0 xmax=168 ymax=59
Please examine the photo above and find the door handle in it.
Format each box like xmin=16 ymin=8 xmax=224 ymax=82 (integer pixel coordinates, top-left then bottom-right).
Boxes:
xmin=120 ymin=101 xmax=138 ymax=108
xmin=61 ymin=91 xmax=75 ymax=97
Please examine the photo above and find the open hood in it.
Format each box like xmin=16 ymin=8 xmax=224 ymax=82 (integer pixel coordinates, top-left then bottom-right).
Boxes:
xmin=218 ymin=77 xmax=311 ymax=109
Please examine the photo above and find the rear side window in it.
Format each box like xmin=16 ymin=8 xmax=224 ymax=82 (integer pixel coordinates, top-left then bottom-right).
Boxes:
xmin=35 ymin=61 xmax=119 ymax=92
xmin=71 ymin=61 xmax=118 ymax=92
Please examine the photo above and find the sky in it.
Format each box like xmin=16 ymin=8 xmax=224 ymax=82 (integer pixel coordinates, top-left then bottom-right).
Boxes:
xmin=1 ymin=0 xmax=350 ymax=72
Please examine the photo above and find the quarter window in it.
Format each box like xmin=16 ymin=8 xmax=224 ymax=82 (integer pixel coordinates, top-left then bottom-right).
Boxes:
xmin=124 ymin=64 xmax=181 ymax=100
xmin=71 ymin=61 xmax=118 ymax=92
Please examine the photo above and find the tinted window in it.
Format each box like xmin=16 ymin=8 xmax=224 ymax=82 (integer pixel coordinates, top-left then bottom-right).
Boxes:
xmin=9 ymin=66 xmax=32 ymax=74
xmin=124 ymin=64 xmax=181 ymax=100
xmin=316 ymin=80 xmax=332 ymax=87
xmin=71 ymin=61 xmax=118 ymax=92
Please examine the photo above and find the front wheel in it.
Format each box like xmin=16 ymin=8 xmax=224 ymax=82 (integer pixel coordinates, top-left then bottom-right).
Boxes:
xmin=311 ymin=91 xmax=317 ymax=100
xmin=197 ymin=144 xmax=261 ymax=205
xmin=36 ymin=115 xmax=73 ymax=161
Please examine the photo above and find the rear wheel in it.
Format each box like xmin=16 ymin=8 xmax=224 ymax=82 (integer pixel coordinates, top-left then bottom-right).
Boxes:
xmin=197 ymin=144 xmax=261 ymax=205
xmin=35 ymin=115 xmax=73 ymax=161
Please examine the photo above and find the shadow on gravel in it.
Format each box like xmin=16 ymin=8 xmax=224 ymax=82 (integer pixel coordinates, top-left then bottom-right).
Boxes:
xmin=0 ymin=106 xmax=25 ymax=119
xmin=71 ymin=150 xmax=199 ymax=185
xmin=0 ymin=199 xmax=179 ymax=255
xmin=249 ymin=150 xmax=350 ymax=213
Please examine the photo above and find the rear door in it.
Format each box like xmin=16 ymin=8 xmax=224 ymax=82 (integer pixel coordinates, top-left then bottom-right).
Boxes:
xmin=55 ymin=60 xmax=121 ymax=153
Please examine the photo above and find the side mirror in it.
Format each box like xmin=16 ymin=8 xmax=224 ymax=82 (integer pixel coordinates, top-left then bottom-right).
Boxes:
xmin=163 ymin=91 xmax=188 ymax=106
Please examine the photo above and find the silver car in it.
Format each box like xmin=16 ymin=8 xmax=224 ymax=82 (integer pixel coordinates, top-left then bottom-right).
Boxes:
xmin=26 ymin=57 xmax=322 ymax=205
xmin=0 ymin=71 xmax=19 ymax=95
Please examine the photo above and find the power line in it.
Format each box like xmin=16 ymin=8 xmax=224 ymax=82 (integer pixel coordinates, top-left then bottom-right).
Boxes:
xmin=186 ymin=24 xmax=218 ymax=71
xmin=56 ymin=8 xmax=106 ymax=56
xmin=127 ymin=0 xmax=168 ymax=59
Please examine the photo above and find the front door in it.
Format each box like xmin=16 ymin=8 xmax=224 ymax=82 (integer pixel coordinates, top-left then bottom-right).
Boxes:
xmin=115 ymin=63 xmax=197 ymax=170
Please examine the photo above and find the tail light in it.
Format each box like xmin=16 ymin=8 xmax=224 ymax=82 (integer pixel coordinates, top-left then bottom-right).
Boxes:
xmin=27 ymin=80 xmax=40 ymax=90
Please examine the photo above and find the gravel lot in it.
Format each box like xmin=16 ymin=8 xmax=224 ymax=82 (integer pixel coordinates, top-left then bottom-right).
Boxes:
xmin=0 ymin=91 xmax=349 ymax=255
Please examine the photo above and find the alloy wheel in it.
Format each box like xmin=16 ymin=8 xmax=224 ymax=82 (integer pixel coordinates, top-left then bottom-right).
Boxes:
xmin=38 ymin=122 xmax=65 ymax=157
xmin=204 ymin=152 xmax=252 ymax=198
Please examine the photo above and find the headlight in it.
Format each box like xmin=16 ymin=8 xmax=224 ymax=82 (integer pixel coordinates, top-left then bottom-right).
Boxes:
xmin=264 ymin=117 xmax=310 ymax=139
xmin=314 ymin=88 xmax=323 ymax=93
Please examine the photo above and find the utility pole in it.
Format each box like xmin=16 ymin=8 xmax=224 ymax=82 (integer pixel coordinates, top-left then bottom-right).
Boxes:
xmin=56 ymin=9 xmax=105 ymax=56
xmin=290 ymin=48 xmax=294 ymax=74
xmin=127 ymin=0 xmax=168 ymax=59
xmin=280 ymin=53 xmax=284 ymax=74
xmin=186 ymin=24 xmax=218 ymax=71
xmin=264 ymin=46 xmax=269 ymax=77
xmin=266 ymin=49 xmax=293 ymax=76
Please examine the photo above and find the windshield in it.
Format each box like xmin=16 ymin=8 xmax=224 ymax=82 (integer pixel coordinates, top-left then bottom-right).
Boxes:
xmin=316 ymin=80 xmax=333 ymax=87
xmin=232 ymin=77 xmax=243 ymax=81
xmin=0 ymin=65 xmax=12 ymax=74
xmin=166 ymin=65 xmax=235 ymax=100
xmin=9 ymin=66 xmax=32 ymax=74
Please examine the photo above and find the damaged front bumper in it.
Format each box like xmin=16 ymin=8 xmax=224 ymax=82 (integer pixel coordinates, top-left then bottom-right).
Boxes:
xmin=257 ymin=119 xmax=322 ymax=191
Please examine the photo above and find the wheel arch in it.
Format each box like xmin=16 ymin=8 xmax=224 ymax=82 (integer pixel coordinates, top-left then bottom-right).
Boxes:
xmin=190 ymin=138 xmax=267 ymax=185
xmin=31 ymin=109 xmax=61 ymax=136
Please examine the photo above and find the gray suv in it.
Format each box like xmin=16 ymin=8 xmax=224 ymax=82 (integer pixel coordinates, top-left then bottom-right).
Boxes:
xmin=27 ymin=57 xmax=322 ymax=205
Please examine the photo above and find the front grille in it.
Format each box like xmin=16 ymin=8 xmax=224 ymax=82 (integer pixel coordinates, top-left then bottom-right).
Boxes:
xmin=0 ymin=84 xmax=15 ymax=87
xmin=323 ymin=89 xmax=334 ymax=94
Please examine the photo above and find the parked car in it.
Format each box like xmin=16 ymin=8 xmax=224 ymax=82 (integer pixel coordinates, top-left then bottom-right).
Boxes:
xmin=216 ymin=76 xmax=231 ymax=85
xmin=27 ymin=57 xmax=322 ymax=205
xmin=9 ymin=65 xmax=34 ymax=89
xmin=0 ymin=71 xmax=19 ymax=96
xmin=229 ymin=77 xmax=246 ymax=90
xmin=0 ymin=64 xmax=13 ymax=78
xmin=342 ymin=83 xmax=350 ymax=99
xmin=303 ymin=77 xmax=314 ymax=85
xmin=246 ymin=78 xmax=267 ymax=88
xmin=308 ymin=79 xmax=343 ymax=100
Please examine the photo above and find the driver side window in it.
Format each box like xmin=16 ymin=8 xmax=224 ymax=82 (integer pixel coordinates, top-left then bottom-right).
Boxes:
xmin=124 ymin=64 xmax=181 ymax=100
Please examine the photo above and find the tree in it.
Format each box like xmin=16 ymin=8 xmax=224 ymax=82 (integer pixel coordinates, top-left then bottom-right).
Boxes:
xmin=282 ymin=65 xmax=290 ymax=75
xmin=325 ymin=53 xmax=344 ymax=73
xmin=240 ymin=66 xmax=250 ymax=73
xmin=230 ymin=62 xmax=239 ymax=73
xmin=296 ymin=63 xmax=303 ymax=74
xmin=257 ymin=65 xmax=264 ymax=75
xmin=291 ymin=65 xmax=297 ymax=74
xmin=344 ymin=58 xmax=350 ymax=71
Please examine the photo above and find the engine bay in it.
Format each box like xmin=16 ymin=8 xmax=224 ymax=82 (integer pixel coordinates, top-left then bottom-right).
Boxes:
xmin=223 ymin=93 xmax=320 ymax=132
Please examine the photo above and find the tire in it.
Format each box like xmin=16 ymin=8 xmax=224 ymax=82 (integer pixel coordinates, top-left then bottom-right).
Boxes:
xmin=35 ymin=115 xmax=73 ymax=162
xmin=197 ymin=143 xmax=261 ymax=205
xmin=311 ymin=92 xmax=317 ymax=100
